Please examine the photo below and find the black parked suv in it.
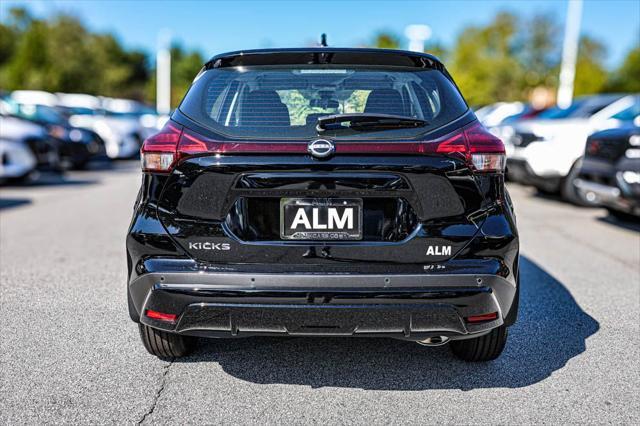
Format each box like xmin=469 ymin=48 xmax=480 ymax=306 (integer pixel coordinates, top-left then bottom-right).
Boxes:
xmin=575 ymin=122 xmax=640 ymax=219
xmin=127 ymin=48 xmax=519 ymax=361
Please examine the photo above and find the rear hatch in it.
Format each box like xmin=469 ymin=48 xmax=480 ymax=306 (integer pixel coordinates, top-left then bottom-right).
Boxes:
xmin=144 ymin=51 xmax=505 ymax=271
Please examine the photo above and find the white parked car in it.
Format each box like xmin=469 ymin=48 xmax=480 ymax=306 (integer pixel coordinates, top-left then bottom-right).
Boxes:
xmin=0 ymin=137 xmax=37 ymax=183
xmin=56 ymin=93 xmax=144 ymax=159
xmin=475 ymin=102 xmax=525 ymax=128
xmin=100 ymin=97 xmax=166 ymax=140
xmin=496 ymin=94 xmax=638 ymax=204
xmin=0 ymin=111 xmax=59 ymax=172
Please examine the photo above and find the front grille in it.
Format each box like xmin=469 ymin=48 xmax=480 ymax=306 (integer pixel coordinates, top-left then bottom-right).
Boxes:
xmin=579 ymin=172 xmax=617 ymax=187
xmin=586 ymin=139 xmax=628 ymax=162
xmin=225 ymin=197 xmax=419 ymax=242
xmin=24 ymin=137 xmax=56 ymax=165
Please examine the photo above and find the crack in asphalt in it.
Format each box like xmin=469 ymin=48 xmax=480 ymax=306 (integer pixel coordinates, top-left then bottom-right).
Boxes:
xmin=138 ymin=359 xmax=174 ymax=425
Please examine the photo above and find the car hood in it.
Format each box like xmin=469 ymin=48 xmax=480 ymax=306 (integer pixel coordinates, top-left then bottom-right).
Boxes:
xmin=69 ymin=115 xmax=141 ymax=135
xmin=513 ymin=118 xmax=590 ymax=137
xmin=0 ymin=116 xmax=48 ymax=140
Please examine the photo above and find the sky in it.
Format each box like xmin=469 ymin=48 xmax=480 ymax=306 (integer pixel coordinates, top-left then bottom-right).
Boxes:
xmin=1 ymin=0 xmax=638 ymax=68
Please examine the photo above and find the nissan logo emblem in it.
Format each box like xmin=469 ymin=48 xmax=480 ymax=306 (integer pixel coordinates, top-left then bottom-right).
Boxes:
xmin=308 ymin=139 xmax=335 ymax=159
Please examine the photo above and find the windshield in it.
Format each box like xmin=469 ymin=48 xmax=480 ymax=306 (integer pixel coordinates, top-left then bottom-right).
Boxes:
xmin=538 ymin=96 xmax=624 ymax=120
xmin=537 ymin=101 xmax=586 ymax=119
xmin=10 ymin=103 xmax=66 ymax=125
xmin=612 ymin=100 xmax=640 ymax=122
xmin=178 ymin=66 xmax=468 ymax=140
xmin=58 ymin=106 xmax=97 ymax=116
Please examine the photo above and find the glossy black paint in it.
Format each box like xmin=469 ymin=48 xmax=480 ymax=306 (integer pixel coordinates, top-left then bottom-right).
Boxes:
xmin=126 ymin=149 xmax=519 ymax=335
xmin=126 ymin=48 xmax=520 ymax=340
xmin=204 ymin=48 xmax=444 ymax=71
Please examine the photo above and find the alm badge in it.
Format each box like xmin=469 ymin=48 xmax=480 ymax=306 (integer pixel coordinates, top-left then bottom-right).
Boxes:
xmin=426 ymin=245 xmax=452 ymax=256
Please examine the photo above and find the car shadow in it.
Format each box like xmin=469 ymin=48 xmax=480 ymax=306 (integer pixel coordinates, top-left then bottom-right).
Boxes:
xmin=0 ymin=197 xmax=32 ymax=210
xmin=177 ymin=255 xmax=599 ymax=390
xmin=1 ymin=172 xmax=99 ymax=187
xmin=75 ymin=158 xmax=141 ymax=173
xmin=597 ymin=215 xmax=640 ymax=233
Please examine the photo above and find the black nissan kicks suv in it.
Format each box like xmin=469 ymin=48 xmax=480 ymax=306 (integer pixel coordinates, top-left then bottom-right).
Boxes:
xmin=127 ymin=48 xmax=519 ymax=361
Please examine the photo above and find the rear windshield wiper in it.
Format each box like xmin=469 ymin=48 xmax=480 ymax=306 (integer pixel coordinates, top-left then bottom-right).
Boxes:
xmin=316 ymin=113 xmax=428 ymax=132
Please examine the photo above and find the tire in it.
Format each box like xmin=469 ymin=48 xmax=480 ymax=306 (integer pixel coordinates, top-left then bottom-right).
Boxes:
xmin=450 ymin=324 xmax=508 ymax=362
xmin=70 ymin=159 xmax=89 ymax=170
xmin=561 ymin=158 xmax=597 ymax=207
xmin=138 ymin=323 xmax=195 ymax=358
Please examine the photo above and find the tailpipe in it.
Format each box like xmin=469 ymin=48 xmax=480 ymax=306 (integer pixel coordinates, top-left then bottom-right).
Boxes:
xmin=416 ymin=336 xmax=450 ymax=346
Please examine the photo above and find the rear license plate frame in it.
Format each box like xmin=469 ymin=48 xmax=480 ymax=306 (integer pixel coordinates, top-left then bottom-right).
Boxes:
xmin=280 ymin=198 xmax=363 ymax=241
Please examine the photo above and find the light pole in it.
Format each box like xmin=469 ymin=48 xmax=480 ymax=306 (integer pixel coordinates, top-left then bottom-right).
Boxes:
xmin=557 ymin=0 xmax=583 ymax=109
xmin=404 ymin=24 xmax=432 ymax=53
xmin=156 ymin=29 xmax=172 ymax=115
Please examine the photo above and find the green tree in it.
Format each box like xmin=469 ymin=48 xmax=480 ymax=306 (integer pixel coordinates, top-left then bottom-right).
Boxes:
xmin=605 ymin=46 xmax=640 ymax=92
xmin=573 ymin=35 xmax=609 ymax=96
xmin=373 ymin=32 xmax=401 ymax=49
xmin=0 ymin=24 xmax=17 ymax=67
xmin=4 ymin=19 xmax=50 ymax=90
xmin=424 ymin=41 xmax=447 ymax=61
xmin=516 ymin=13 xmax=560 ymax=89
xmin=448 ymin=12 xmax=525 ymax=106
xmin=90 ymin=33 xmax=148 ymax=99
xmin=1 ymin=8 xmax=150 ymax=97
xmin=370 ymin=31 xmax=447 ymax=59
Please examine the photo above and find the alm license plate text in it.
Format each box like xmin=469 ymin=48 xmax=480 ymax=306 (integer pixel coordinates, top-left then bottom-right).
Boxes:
xmin=280 ymin=198 xmax=363 ymax=240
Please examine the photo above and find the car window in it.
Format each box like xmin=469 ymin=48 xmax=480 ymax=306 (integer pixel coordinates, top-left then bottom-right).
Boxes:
xmin=179 ymin=66 xmax=467 ymax=140
xmin=537 ymin=102 xmax=584 ymax=119
xmin=611 ymin=99 xmax=640 ymax=122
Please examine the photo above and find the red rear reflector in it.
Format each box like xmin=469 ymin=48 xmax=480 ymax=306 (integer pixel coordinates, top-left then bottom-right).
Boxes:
xmin=466 ymin=312 xmax=499 ymax=323
xmin=145 ymin=309 xmax=178 ymax=323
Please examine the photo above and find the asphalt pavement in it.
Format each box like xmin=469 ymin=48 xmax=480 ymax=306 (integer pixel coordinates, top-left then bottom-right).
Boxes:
xmin=1 ymin=161 xmax=638 ymax=424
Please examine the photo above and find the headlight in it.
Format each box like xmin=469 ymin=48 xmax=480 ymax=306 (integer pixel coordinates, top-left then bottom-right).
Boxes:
xmin=69 ymin=129 xmax=84 ymax=142
xmin=48 ymin=125 xmax=68 ymax=139
xmin=622 ymin=171 xmax=640 ymax=185
xmin=625 ymin=149 xmax=640 ymax=159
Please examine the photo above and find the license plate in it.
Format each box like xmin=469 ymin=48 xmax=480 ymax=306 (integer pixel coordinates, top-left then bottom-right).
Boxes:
xmin=280 ymin=198 xmax=363 ymax=240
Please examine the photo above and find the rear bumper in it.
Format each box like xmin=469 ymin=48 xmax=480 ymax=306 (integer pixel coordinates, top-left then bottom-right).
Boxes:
xmin=577 ymin=158 xmax=640 ymax=215
xmin=130 ymin=270 xmax=517 ymax=341
xmin=574 ymin=177 xmax=640 ymax=216
xmin=574 ymin=179 xmax=621 ymax=203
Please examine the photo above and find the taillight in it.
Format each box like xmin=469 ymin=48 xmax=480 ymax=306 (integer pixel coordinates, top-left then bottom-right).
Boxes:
xmin=586 ymin=139 xmax=601 ymax=155
xmin=422 ymin=122 xmax=506 ymax=172
xmin=470 ymin=153 xmax=506 ymax=172
xmin=140 ymin=120 xmax=505 ymax=173
xmin=140 ymin=122 xmax=182 ymax=172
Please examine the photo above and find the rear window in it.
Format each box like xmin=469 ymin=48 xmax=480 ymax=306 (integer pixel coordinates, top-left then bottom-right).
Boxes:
xmin=179 ymin=66 xmax=468 ymax=140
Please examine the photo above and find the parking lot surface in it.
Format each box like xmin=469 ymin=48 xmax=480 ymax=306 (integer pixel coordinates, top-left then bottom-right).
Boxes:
xmin=1 ymin=162 xmax=638 ymax=424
